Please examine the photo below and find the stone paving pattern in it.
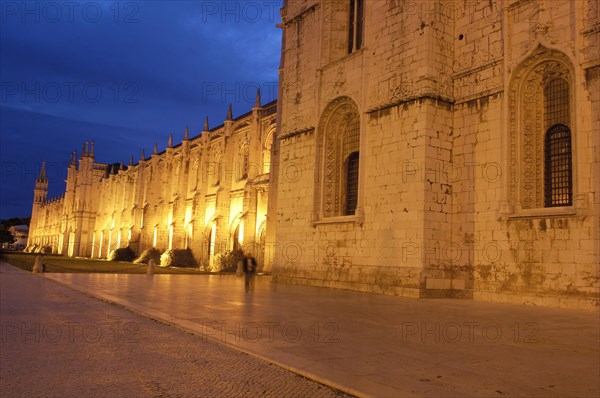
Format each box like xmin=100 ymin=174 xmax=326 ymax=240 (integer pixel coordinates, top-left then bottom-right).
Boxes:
xmin=0 ymin=264 xmax=349 ymax=398
xmin=38 ymin=269 xmax=600 ymax=397
xmin=2 ymin=262 xmax=599 ymax=397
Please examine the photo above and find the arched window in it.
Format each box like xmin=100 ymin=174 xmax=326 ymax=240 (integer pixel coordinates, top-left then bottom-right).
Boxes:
xmin=213 ymin=153 xmax=222 ymax=186
xmin=508 ymin=48 xmax=574 ymax=212
xmin=317 ymin=97 xmax=361 ymax=218
xmin=263 ymin=128 xmax=275 ymax=174
xmin=239 ymin=144 xmax=249 ymax=180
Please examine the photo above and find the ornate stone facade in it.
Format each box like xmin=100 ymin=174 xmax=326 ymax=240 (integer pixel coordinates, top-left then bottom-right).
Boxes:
xmin=269 ymin=0 xmax=599 ymax=310
xmin=28 ymin=99 xmax=277 ymax=270
xmin=29 ymin=0 xmax=599 ymax=310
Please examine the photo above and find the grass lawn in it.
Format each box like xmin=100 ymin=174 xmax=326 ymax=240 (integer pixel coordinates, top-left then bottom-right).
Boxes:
xmin=1 ymin=252 xmax=210 ymax=274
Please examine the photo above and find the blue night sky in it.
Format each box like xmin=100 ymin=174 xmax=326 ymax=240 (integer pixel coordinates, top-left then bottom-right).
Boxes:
xmin=0 ymin=1 xmax=282 ymax=218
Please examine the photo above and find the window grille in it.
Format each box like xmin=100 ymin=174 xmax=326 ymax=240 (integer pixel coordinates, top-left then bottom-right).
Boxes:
xmin=345 ymin=152 xmax=359 ymax=215
xmin=544 ymin=125 xmax=572 ymax=207
xmin=544 ymin=78 xmax=570 ymax=128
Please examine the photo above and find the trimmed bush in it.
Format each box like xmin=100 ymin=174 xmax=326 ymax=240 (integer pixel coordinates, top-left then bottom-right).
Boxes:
xmin=108 ymin=246 xmax=137 ymax=262
xmin=160 ymin=248 xmax=197 ymax=268
xmin=134 ymin=248 xmax=162 ymax=264
xmin=218 ymin=249 xmax=245 ymax=272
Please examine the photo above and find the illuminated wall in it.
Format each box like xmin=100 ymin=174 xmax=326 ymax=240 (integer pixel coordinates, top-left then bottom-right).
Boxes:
xmin=29 ymin=100 xmax=277 ymax=271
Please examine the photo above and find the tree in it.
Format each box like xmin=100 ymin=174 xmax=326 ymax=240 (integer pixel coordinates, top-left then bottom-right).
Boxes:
xmin=0 ymin=217 xmax=30 ymax=245
xmin=0 ymin=229 xmax=14 ymax=244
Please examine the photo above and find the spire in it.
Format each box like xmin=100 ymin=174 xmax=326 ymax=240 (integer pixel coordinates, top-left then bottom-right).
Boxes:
xmin=90 ymin=140 xmax=95 ymax=157
xmin=226 ymin=103 xmax=233 ymax=121
xmin=183 ymin=126 xmax=189 ymax=141
xmin=69 ymin=152 xmax=76 ymax=166
xmin=254 ymin=88 xmax=261 ymax=108
xmin=203 ymin=116 xmax=209 ymax=131
xmin=81 ymin=143 xmax=85 ymax=158
xmin=120 ymin=161 xmax=125 ymax=171
xmin=153 ymin=143 xmax=158 ymax=155
xmin=141 ymin=148 xmax=146 ymax=161
xmin=167 ymin=133 xmax=173 ymax=148
xmin=85 ymin=140 xmax=89 ymax=156
xmin=129 ymin=155 xmax=134 ymax=166
xmin=39 ymin=162 xmax=47 ymax=181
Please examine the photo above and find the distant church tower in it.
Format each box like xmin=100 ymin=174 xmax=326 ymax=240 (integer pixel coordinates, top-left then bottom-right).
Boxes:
xmin=28 ymin=162 xmax=48 ymax=246
xmin=33 ymin=162 xmax=48 ymax=204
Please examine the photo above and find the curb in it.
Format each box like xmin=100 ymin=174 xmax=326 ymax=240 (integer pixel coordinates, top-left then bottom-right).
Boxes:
xmin=23 ymin=267 xmax=369 ymax=398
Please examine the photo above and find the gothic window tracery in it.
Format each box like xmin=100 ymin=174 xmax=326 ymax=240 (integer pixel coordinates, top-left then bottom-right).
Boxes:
xmin=509 ymin=48 xmax=574 ymax=211
xmin=317 ymin=97 xmax=361 ymax=218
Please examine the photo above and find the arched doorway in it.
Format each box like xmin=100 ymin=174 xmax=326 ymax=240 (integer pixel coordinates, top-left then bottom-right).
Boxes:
xmin=204 ymin=222 xmax=216 ymax=270
xmin=67 ymin=228 xmax=75 ymax=257
xmin=233 ymin=223 xmax=242 ymax=252
xmin=256 ymin=220 xmax=266 ymax=272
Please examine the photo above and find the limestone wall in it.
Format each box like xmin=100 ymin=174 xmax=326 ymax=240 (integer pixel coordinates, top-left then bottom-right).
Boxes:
xmin=449 ymin=0 xmax=599 ymax=310
xmin=29 ymin=102 xmax=276 ymax=270
xmin=272 ymin=0 xmax=599 ymax=309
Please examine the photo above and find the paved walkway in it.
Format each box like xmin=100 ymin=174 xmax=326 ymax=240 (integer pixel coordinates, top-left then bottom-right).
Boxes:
xmin=0 ymin=263 xmax=349 ymax=397
xmin=5 ymin=263 xmax=600 ymax=397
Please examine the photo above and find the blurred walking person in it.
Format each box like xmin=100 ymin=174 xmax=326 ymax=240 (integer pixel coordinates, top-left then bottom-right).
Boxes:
xmin=243 ymin=254 xmax=257 ymax=293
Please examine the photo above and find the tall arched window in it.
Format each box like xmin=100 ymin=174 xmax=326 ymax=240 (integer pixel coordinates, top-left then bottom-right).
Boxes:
xmin=508 ymin=48 xmax=574 ymax=212
xmin=212 ymin=152 xmax=222 ymax=186
xmin=239 ymin=144 xmax=249 ymax=180
xmin=317 ymin=97 xmax=361 ymax=218
xmin=263 ymin=128 xmax=275 ymax=174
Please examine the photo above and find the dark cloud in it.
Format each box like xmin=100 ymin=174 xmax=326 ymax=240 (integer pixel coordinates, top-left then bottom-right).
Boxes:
xmin=0 ymin=1 xmax=282 ymax=218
